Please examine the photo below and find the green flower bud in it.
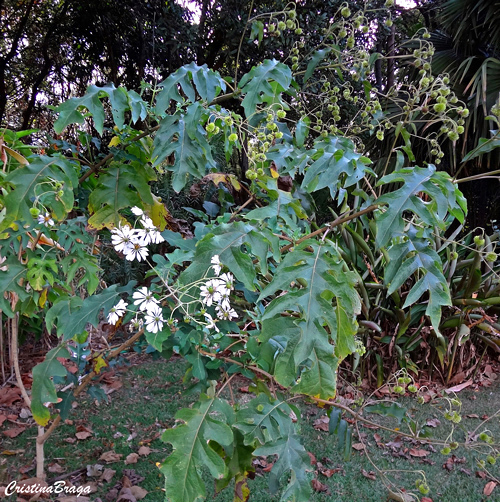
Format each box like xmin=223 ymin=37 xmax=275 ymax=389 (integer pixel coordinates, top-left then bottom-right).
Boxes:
xmin=486 ymin=252 xmax=497 ymax=262
xmin=393 ymin=385 xmax=404 ymax=394
xmin=295 ymin=28 xmax=303 ymax=35
xmin=341 ymin=7 xmax=351 ymax=17
xmin=433 ymin=103 xmax=446 ymax=113
xmin=362 ymin=25 xmax=369 ymax=33
xmin=408 ymin=384 xmax=417 ymax=393
xmin=385 ymin=0 xmax=394 ymax=6
xmin=450 ymin=251 xmax=458 ymax=260
xmin=339 ymin=29 xmax=347 ymax=38
xmin=287 ymin=10 xmax=296 ymax=20
xmin=286 ymin=19 xmax=295 ymax=29
xmin=278 ymin=21 xmax=286 ymax=30
xmin=385 ymin=19 xmax=393 ymax=27
xmin=441 ymin=447 xmax=451 ymax=455
xmin=487 ymin=455 xmax=496 ymax=465
xmin=277 ymin=110 xmax=286 ymax=119
xmin=474 ymin=236 xmax=485 ymax=247
xmin=418 ymin=484 xmax=430 ymax=495
xmin=376 ymin=130 xmax=384 ymax=141
xmin=30 ymin=207 xmax=40 ymax=218
xmin=448 ymin=131 xmax=459 ymax=141
xmin=206 ymin=122 xmax=215 ymax=133
xmin=457 ymin=126 xmax=464 ymax=134
xmin=449 ymin=442 xmax=459 ymax=450
xmin=247 ymin=170 xmax=258 ymax=180
xmin=228 ymin=133 xmax=238 ymax=142
xmin=268 ymin=23 xmax=276 ymax=33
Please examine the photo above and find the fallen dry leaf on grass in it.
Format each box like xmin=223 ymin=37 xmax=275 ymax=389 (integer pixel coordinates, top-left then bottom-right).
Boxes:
xmin=313 ymin=416 xmax=329 ymax=431
xmin=362 ymin=469 xmax=376 ymax=480
xmin=137 ymin=446 xmax=151 ymax=456
xmin=352 ymin=443 xmax=364 ymax=451
xmin=101 ymin=468 xmax=116 ymax=482
xmin=319 ymin=467 xmax=343 ymax=478
xmin=100 ymin=451 xmax=123 ymax=463
xmin=0 ymin=386 xmax=22 ymax=406
xmin=48 ymin=462 xmax=65 ymax=473
xmin=311 ymin=478 xmax=330 ymax=493
xmin=129 ymin=486 xmax=148 ymax=499
xmin=125 ymin=453 xmax=139 ymax=465
xmin=484 ymin=481 xmax=497 ymax=496
xmin=75 ymin=431 xmax=92 ymax=440
xmin=3 ymin=426 xmax=26 ymax=438
xmin=0 ymin=414 xmax=6 ymax=426
xmin=425 ymin=418 xmax=440 ymax=427
xmin=444 ymin=380 xmax=472 ymax=393
xmin=409 ymin=448 xmax=429 ymax=457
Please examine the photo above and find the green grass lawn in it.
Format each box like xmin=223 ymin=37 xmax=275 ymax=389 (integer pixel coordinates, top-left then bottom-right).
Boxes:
xmin=1 ymin=355 xmax=499 ymax=502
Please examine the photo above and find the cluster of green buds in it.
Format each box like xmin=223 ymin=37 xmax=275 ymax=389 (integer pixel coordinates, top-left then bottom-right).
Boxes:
xmin=392 ymin=371 xmax=417 ymax=395
xmin=205 ymin=110 xmax=243 ymax=144
xmin=267 ymin=5 xmax=302 ymax=37
xmin=443 ymin=397 xmax=462 ymax=424
xmin=440 ymin=441 xmax=459 ymax=455
xmin=245 ymin=107 xmax=287 ymax=179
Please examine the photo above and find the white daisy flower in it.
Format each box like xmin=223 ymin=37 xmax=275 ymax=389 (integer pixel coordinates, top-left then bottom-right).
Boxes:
xmin=200 ymin=279 xmax=223 ymax=306
xmin=111 ymin=224 xmax=135 ymax=253
xmin=204 ymin=312 xmax=220 ymax=333
xmin=107 ymin=299 xmax=128 ymax=325
xmin=215 ymin=303 xmax=237 ymax=321
xmin=144 ymin=305 xmax=164 ymax=334
xmin=38 ymin=212 xmax=54 ymax=227
xmin=131 ymin=206 xmax=144 ymax=216
xmin=132 ymin=287 xmax=160 ymax=312
xmin=211 ymin=255 xmax=222 ymax=275
xmin=219 ymin=272 xmax=234 ymax=294
xmin=124 ymin=241 xmax=149 ymax=261
xmin=138 ymin=217 xmax=165 ymax=245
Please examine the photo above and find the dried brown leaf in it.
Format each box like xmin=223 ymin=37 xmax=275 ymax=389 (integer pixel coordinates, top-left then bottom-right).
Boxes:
xmin=125 ymin=453 xmax=139 ymax=465
xmin=311 ymin=478 xmax=329 ymax=493
xmin=3 ymin=427 xmax=25 ymax=438
xmin=484 ymin=481 xmax=496 ymax=496
xmin=137 ymin=446 xmax=151 ymax=457
xmin=99 ymin=451 xmax=123 ymax=463
xmin=409 ymin=448 xmax=429 ymax=457
xmin=362 ymin=469 xmax=376 ymax=481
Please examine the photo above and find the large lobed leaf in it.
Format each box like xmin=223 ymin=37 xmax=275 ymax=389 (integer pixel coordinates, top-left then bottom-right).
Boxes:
xmin=87 ymin=162 xmax=156 ymax=229
xmin=152 ymin=104 xmax=215 ymax=192
xmin=301 ymin=137 xmax=374 ymax=201
xmin=155 ymin=62 xmax=226 ymax=113
xmin=384 ymin=226 xmax=451 ymax=340
xmin=0 ymin=255 xmax=29 ymax=316
xmin=238 ymin=59 xmax=292 ymax=117
xmin=375 ymin=164 xmax=466 ymax=249
xmin=54 ymin=84 xmax=147 ymax=135
xmin=2 ymin=155 xmax=78 ymax=230
xmin=258 ymin=240 xmax=361 ymax=399
xmin=160 ymin=397 xmax=234 ymax=502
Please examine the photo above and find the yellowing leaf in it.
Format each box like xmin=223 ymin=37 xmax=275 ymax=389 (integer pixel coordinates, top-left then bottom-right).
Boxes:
xmin=270 ymin=166 xmax=279 ymax=179
xmin=92 ymin=355 xmax=107 ymax=375
xmin=39 ymin=288 xmax=48 ymax=308
xmin=108 ymin=136 xmax=121 ymax=147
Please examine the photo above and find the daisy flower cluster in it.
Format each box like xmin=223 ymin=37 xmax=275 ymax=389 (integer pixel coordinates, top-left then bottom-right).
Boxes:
xmin=105 ymin=212 xmax=237 ymax=340
xmin=106 ymin=286 xmax=165 ymax=333
xmin=110 ymin=206 xmax=165 ymax=261
xmin=200 ymin=255 xmax=237 ymax=331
